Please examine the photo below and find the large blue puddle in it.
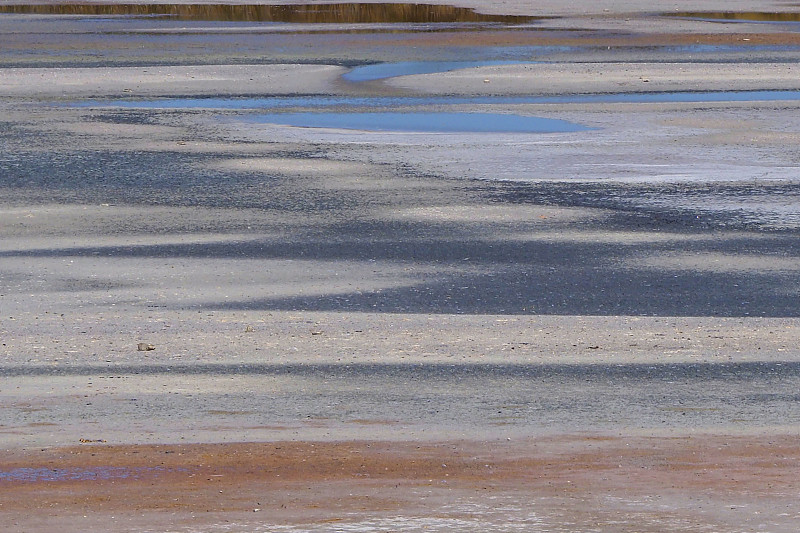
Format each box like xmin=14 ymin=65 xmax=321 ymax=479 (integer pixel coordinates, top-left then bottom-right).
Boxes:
xmin=246 ymin=111 xmax=590 ymax=133
xmin=79 ymin=91 xmax=800 ymax=111
xmin=72 ymin=90 xmax=800 ymax=134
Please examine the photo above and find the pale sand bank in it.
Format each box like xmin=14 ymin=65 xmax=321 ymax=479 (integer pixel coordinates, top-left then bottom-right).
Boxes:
xmin=0 ymin=64 xmax=345 ymax=97
xmin=388 ymin=62 xmax=800 ymax=95
xmin=6 ymin=62 xmax=799 ymax=98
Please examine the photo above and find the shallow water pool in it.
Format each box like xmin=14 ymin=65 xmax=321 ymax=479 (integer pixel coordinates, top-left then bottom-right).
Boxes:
xmin=343 ymin=60 xmax=533 ymax=82
xmin=246 ymin=111 xmax=591 ymax=133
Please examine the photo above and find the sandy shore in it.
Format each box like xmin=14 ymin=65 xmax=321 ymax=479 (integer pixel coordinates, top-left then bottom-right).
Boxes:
xmin=2 ymin=1 xmax=800 ymax=531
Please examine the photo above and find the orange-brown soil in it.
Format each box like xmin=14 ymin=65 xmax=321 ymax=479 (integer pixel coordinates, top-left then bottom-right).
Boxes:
xmin=2 ymin=433 xmax=799 ymax=531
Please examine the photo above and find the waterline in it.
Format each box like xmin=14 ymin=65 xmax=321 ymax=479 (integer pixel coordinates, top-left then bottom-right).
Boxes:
xmin=72 ymin=90 xmax=800 ymax=110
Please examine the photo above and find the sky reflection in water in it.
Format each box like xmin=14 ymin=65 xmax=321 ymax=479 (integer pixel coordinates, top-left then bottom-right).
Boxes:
xmin=343 ymin=60 xmax=533 ymax=82
xmin=246 ymin=111 xmax=591 ymax=133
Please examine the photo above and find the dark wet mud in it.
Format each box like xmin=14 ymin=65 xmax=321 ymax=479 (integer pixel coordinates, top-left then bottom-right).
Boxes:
xmin=490 ymin=180 xmax=800 ymax=231
xmin=4 ymin=362 xmax=800 ymax=438
xmin=2 ymin=139 xmax=799 ymax=318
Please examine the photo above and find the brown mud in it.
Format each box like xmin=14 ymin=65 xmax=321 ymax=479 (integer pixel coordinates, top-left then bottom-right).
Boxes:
xmin=3 ymin=434 xmax=800 ymax=531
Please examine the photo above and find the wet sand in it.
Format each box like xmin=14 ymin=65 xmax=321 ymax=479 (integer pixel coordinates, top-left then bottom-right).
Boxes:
xmin=2 ymin=1 xmax=800 ymax=531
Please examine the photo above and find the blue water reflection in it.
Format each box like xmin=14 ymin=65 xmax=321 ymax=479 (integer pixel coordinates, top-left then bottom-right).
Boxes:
xmin=0 ymin=466 xmax=154 ymax=482
xmin=343 ymin=60 xmax=532 ymax=82
xmin=247 ymin=111 xmax=591 ymax=133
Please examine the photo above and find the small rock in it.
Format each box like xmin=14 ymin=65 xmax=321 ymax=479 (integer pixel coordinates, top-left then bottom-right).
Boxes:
xmin=245 ymin=325 xmax=254 ymax=333
xmin=137 ymin=343 xmax=155 ymax=351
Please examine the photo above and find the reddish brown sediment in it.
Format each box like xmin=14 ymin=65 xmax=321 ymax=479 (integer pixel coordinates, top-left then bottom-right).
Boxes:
xmin=2 ymin=434 xmax=799 ymax=530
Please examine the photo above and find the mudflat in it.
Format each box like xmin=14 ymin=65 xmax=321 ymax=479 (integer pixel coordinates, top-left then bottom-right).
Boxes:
xmin=2 ymin=1 xmax=800 ymax=531
xmin=4 ymin=435 xmax=800 ymax=532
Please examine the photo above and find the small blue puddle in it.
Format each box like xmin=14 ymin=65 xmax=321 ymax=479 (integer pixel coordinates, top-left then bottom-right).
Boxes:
xmin=343 ymin=60 xmax=532 ymax=82
xmin=247 ymin=111 xmax=589 ymax=133
xmin=0 ymin=466 xmax=171 ymax=482
xmin=76 ymin=91 xmax=800 ymax=111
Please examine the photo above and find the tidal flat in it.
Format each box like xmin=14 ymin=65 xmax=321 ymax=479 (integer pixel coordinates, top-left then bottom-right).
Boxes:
xmin=2 ymin=1 xmax=800 ymax=531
